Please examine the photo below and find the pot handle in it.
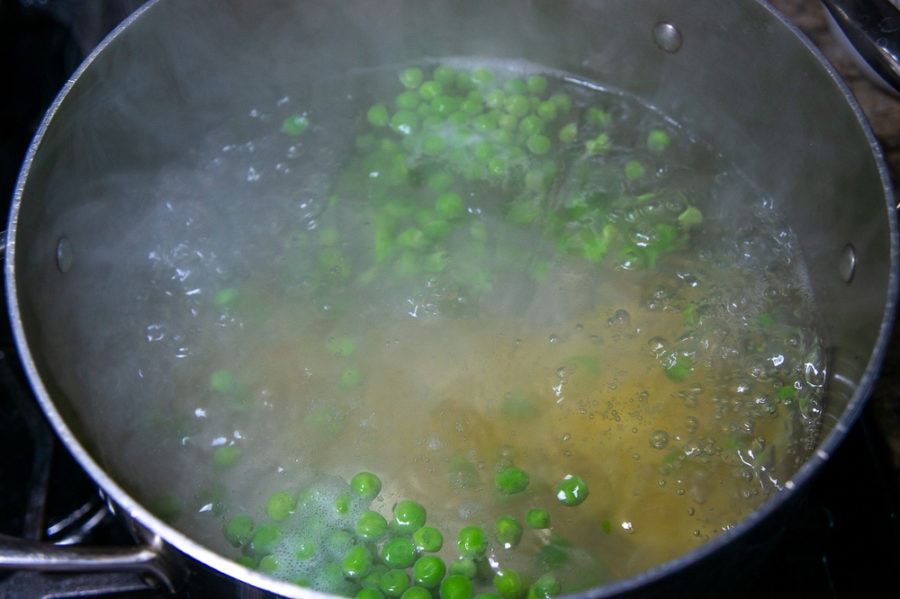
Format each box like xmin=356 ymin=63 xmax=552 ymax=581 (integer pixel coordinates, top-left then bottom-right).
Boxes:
xmin=821 ymin=0 xmax=900 ymax=93
xmin=0 ymin=533 xmax=177 ymax=593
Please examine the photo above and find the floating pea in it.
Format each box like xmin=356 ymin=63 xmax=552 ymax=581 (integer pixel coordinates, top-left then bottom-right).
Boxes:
xmin=392 ymin=500 xmax=427 ymax=533
xmin=492 ymin=569 xmax=526 ymax=599
xmin=494 ymin=515 xmax=523 ymax=549
xmin=266 ymin=491 xmax=296 ymax=521
xmin=223 ymin=514 xmax=254 ymax=547
xmin=413 ymin=554 xmax=447 ymax=588
xmin=440 ymin=574 xmax=474 ymax=599
xmin=413 ymin=525 xmax=444 ymax=553
xmin=495 ymin=466 xmax=530 ymax=495
xmin=525 ymin=508 xmax=550 ymax=529
xmin=555 ymin=474 xmax=589 ymax=506
xmin=456 ymin=526 xmax=488 ymax=558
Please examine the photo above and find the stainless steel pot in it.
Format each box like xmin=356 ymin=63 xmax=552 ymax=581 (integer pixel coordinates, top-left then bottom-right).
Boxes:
xmin=3 ymin=0 xmax=897 ymax=597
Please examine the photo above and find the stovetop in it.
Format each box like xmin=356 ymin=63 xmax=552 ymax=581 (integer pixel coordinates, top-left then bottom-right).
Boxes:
xmin=0 ymin=1 xmax=899 ymax=597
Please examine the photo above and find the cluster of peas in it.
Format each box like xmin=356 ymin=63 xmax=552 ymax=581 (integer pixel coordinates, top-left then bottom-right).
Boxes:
xmin=280 ymin=62 xmax=703 ymax=310
xmin=222 ymin=470 xmax=590 ymax=598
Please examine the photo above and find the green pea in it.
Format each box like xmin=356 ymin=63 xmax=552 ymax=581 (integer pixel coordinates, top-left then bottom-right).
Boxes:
xmin=400 ymin=67 xmax=425 ymax=89
xmin=344 ymin=544 xmax=375 ymax=579
xmin=494 ymin=515 xmax=523 ymax=549
xmin=258 ymin=554 xmax=279 ymax=573
xmin=325 ymin=529 xmax=356 ymax=560
xmin=448 ymin=556 xmax=477 ymax=579
xmin=495 ymin=466 xmax=530 ymax=495
xmin=359 ymin=588 xmax=386 ymax=599
xmin=518 ymin=115 xmax=544 ymax=138
xmin=456 ymin=526 xmax=488 ymax=558
xmin=601 ymin=518 xmax=613 ymax=534
xmin=470 ymin=67 xmax=495 ymax=88
xmin=527 ymin=75 xmax=548 ymax=95
xmin=397 ymin=227 xmax=428 ymax=250
xmin=402 ymin=587 xmax=432 ymax=599
xmin=586 ymin=107 xmax=610 ymax=128
xmin=396 ymin=90 xmax=421 ymax=110
xmin=504 ymin=78 xmax=527 ymax=95
xmin=391 ymin=110 xmax=419 ymax=136
xmin=432 ymin=95 xmax=463 ymax=116
xmin=210 ymin=369 xmax=236 ymax=394
xmin=461 ymin=96 xmax=484 ymax=116
xmin=413 ymin=555 xmax=447 ymax=588
xmin=555 ymin=474 xmax=589 ymax=506
xmin=281 ymin=114 xmax=309 ymax=136
xmin=412 ymin=525 xmax=444 ymax=553
xmin=223 ymin=514 xmax=254 ymax=547
xmin=380 ymin=569 xmax=411 ymax=597
xmin=526 ymin=134 xmax=551 ymax=155
xmin=484 ymin=89 xmax=505 ymax=110
xmin=368 ymin=104 xmax=390 ymax=127
xmin=677 ymin=206 xmax=703 ymax=228
xmin=549 ymin=93 xmax=572 ymax=114
xmin=362 ymin=564 xmax=389 ymax=590
xmin=529 ymin=573 xmax=561 ymax=599
xmin=382 ymin=537 xmax=417 ymax=569
xmin=340 ymin=367 xmax=366 ymax=389
xmin=392 ymin=500 xmax=427 ymax=533
xmin=213 ymin=445 xmax=242 ymax=469
xmin=419 ymin=80 xmax=443 ymax=101
xmin=249 ymin=522 xmax=281 ymax=556
xmin=436 ymin=192 xmax=465 ymax=219
xmin=647 ymin=128 xmax=671 ymax=152
xmin=334 ymin=492 xmax=352 ymax=516
xmin=266 ymin=491 xmax=296 ymax=521
xmin=624 ymin=160 xmax=645 ymax=180
xmin=487 ymin=156 xmax=508 ymax=178
xmin=214 ymin=287 xmax=238 ymax=307
xmin=356 ymin=510 xmax=389 ymax=541
xmin=659 ymin=349 xmax=693 ymax=381
xmin=558 ymin=122 xmax=577 ymax=143
xmin=585 ymin=133 xmax=611 ymax=155
xmin=535 ymin=101 xmax=557 ymax=121
xmin=493 ymin=569 xmax=526 ymax=599
xmin=427 ymin=171 xmax=456 ymax=191
xmin=525 ymin=508 xmax=550 ymax=529
xmin=433 ymin=65 xmax=458 ymax=86
xmin=293 ymin=537 xmax=317 ymax=560
xmin=475 ymin=594 xmax=503 ymax=599
xmin=440 ymin=574 xmax=474 ymax=599
xmin=329 ymin=336 xmax=357 ymax=357
xmin=505 ymin=94 xmax=531 ymax=118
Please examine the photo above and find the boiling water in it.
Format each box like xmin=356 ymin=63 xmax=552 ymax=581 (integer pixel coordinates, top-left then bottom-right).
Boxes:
xmin=65 ymin=62 xmax=825 ymax=594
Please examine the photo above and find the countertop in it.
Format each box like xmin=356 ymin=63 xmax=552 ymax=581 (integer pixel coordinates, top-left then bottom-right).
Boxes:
xmin=770 ymin=0 xmax=900 ymax=486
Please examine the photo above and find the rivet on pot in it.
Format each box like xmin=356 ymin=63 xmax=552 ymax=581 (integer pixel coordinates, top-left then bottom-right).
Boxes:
xmin=653 ymin=22 xmax=683 ymax=53
xmin=56 ymin=236 xmax=73 ymax=273
xmin=838 ymin=243 xmax=857 ymax=284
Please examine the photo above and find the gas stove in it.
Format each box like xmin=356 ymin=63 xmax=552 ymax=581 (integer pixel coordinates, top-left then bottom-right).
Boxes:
xmin=0 ymin=1 xmax=898 ymax=597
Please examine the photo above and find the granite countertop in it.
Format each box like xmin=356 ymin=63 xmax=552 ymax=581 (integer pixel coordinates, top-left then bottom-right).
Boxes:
xmin=770 ymin=0 xmax=900 ymax=483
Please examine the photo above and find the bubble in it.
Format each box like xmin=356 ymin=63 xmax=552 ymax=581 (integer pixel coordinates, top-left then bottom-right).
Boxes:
xmin=685 ymin=416 xmax=699 ymax=434
xmin=647 ymin=336 xmax=667 ymax=355
xmin=607 ymin=309 xmax=631 ymax=329
xmin=650 ymin=430 xmax=670 ymax=449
